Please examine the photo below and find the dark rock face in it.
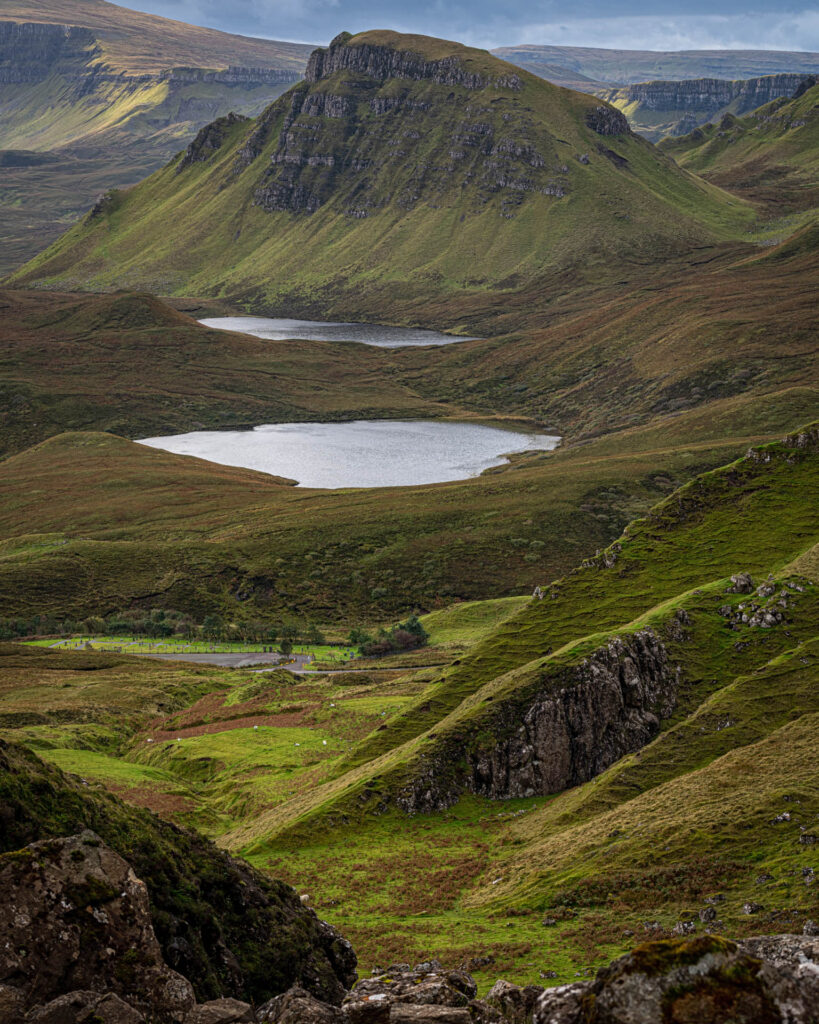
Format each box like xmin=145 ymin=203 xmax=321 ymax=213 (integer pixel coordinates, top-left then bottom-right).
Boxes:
xmin=243 ymin=37 xmax=566 ymax=217
xmin=0 ymin=831 xmax=196 ymax=1021
xmin=0 ymin=741 xmax=357 ymax=1007
xmin=534 ymin=935 xmax=819 ymax=1024
xmin=396 ymin=629 xmax=678 ymax=813
xmin=0 ymin=21 xmax=99 ymax=84
xmin=305 ymin=40 xmax=521 ymax=92
xmin=586 ymin=105 xmax=630 ymax=136
xmin=186 ymin=998 xmax=255 ymax=1024
xmin=178 ymin=113 xmax=250 ymax=172
xmin=484 ymin=979 xmax=544 ymax=1023
xmin=339 ymin=961 xmax=519 ymax=1022
xmin=26 ymin=991 xmax=146 ymax=1024
xmin=257 ymin=987 xmax=342 ymax=1022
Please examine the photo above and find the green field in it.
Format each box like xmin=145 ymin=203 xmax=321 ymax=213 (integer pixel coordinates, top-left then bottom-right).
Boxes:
xmin=25 ymin=636 xmax=354 ymax=663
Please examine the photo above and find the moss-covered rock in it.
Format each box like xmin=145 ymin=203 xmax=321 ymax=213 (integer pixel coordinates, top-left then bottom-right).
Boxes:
xmin=0 ymin=740 xmax=356 ymax=1005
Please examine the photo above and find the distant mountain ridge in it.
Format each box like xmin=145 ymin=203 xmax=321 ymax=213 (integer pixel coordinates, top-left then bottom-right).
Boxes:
xmin=0 ymin=0 xmax=314 ymax=274
xmin=600 ymin=72 xmax=816 ymax=141
xmin=493 ymin=44 xmax=819 ymax=86
xmin=0 ymin=0 xmax=314 ymax=73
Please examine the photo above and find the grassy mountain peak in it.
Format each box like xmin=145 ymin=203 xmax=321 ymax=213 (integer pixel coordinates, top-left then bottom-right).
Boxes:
xmin=10 ymin=28 xmax=753 ymax=317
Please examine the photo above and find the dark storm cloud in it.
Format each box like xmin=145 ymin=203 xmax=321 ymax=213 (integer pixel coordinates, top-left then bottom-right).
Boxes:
xmin=129 ymin=0 xmax=819 ymax=51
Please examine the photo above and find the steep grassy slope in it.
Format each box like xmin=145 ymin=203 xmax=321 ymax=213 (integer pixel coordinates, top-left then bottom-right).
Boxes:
xmin=222 ymin=424 xmax=819 ymax=842
xmin=2 ymin=430 xmax=816 ymax=986
xmin=0 ymin=1 xmax=312 ymax=273
xmin=0 ymin=736 xmax=356 ymax=1004
xmin=661 ymin=81 xmax=819 ymax=214
xmin=493 ymin=44 xmax=819 ymax=85
xmin=0 ymin=0 xmax=313 ymax=73
xmin=12 ymin=30 xmax=753 ymax=308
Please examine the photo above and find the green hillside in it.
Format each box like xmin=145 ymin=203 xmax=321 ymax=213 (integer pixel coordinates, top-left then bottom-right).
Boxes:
xmin=11 ymin=30 xmax=753 ymax=312
xmin=0 ymin=0 xmax=311 ymax=273
xmin=661 ymin=81 xmax=819 ymax=214
xmin=220 ymin=424 xmax=819 ymax=842
xmin=1 ymin=427 xmax=817 ymax=986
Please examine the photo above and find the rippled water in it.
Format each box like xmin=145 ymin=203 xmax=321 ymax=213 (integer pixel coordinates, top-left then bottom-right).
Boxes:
xmin=139 ymin=420 xmax=561 ymax=489
xmin=198 ymin=316 xmax=476 ymax=348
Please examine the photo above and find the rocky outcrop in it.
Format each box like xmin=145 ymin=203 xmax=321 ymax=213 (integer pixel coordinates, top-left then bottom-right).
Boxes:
xmin=586 ymin=105 xmax=630 ymax=136
xmin=245 ymin=36 xmax=571 ymax=217
xmin=605 ymin=73 xmax=815 ymax=117
xmin=600 ymin=72 xmax=817 ymax=140
xmin=160 ymin=66 xmax=300 ymax=88
xmin=396 ymin=629 xmax=679 ymax=813
xmin=229 ymin=940 xmax=819 ymax=1023
xmin=177 ymin=113 xmax=250 ymax=171
xmin=0 ymin=741 xmax=357 ymax=1006
xmin=534 ymin=934 xmax=819 ymax=1023
xmin=305 ymin=38 xmax=520 ymax=92
xmin=0 ymin=831 xmax=196 ymax=1021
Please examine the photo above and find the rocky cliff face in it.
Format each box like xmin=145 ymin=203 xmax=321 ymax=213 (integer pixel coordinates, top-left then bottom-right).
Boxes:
xmin=0 ymin=21 xmax=98 ymax=83
xmin=306 ymin=35 xmax=522 ymax=91
xmin=602 ymin=72 xmax=816 ymax=139
xmin=1 ymin=831 xmax=197 ymax=1021
xmin=396 ymin=628 xmax=680 ymax=814
xmin=161 ymin=66 xmax=300 ymax=87
xmin=238 ymin=35 xmax=599 ymax=218
xmin=611 ymin=73 xmax=814 ymax=114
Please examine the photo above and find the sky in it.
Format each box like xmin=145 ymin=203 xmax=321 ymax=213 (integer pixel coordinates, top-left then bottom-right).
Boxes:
xmin=127 ymin=1 xmax=819 ymax=52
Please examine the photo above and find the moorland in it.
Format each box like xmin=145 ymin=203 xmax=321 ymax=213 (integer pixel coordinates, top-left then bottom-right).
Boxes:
xmin=0 ymin=19 xmax=818 ymax=1023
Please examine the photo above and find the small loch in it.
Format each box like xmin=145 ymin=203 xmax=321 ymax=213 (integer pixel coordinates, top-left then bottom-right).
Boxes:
xmin=198 ymin=316 xmax=476 ymax=348
xmin=138 ymin=420 xmax=561 ymax=489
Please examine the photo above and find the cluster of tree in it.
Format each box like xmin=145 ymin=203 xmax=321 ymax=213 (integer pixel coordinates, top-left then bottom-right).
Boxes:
xmin=348 ymin=615 xmax=429 ymax=658
xmin=0 ymin=609 xmax=325 ymax=651
xmin=200 ymin=615 xmax=324 ymax=653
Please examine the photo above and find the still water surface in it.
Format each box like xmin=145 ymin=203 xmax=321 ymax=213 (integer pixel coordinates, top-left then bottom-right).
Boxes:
xmin=139 ymin=420 xmax=561 ymax=489
xmin=199 ymin=316 xmax=476 ymax=348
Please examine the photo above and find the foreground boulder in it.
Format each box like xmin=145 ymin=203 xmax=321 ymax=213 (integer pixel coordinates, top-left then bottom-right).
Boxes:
xmin=0 ymin=740 xmax=357 ymax=1004
xmin=534 ymin=935 xmax=819 ymax=1023
xmin=0 ymin=831 xmax=195 ymax=1021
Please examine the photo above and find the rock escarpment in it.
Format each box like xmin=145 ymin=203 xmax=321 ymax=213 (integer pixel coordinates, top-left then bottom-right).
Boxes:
xmin=601 ymin=72 xmax=817 ymax=139
xmin=611 ymin=73 xmax=814 ymax=115
xmin=306 ymin=34 xmax=521 ymax=91
xmin=396 ymin=629 xmax=679 ymax=814
xmin=240 ymin=33 xmax=598 ymax=218
xmin=0 ymin=21 xmax=98 ymax=84
xmin=0 ymin=831 xmax=196 ymax=1021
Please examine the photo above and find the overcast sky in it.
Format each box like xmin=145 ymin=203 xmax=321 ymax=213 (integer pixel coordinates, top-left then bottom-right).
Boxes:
xmin=127 ymin=1 xmax=819 ymax=52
